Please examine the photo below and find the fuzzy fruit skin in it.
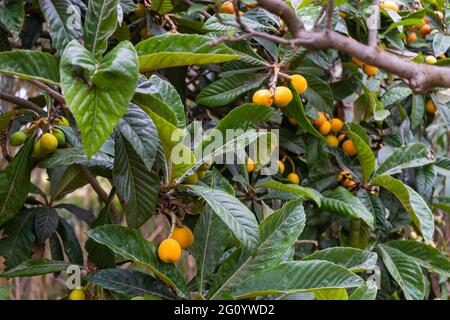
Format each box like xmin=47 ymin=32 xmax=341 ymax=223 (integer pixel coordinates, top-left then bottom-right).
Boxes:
xmin=39 ymin=133 xmax=58 ymax=154
xmin=32 ymin=140 xmax=45 ymax=159
xmin=56 ymin=116 xmax=69 ymax=126
xmin=380 ymin=1 xmax=399 ymax=12
xmin=184 ymin=173 xmax=198 ymax=185
xmin=221 ymin=1 xmax=235 ymax=13
xmin=290 ymin=74 xmax=308 ymax=94
xmin=287 ymin=172 xmax=300 ymax=184
xmin=426 ymin=99 xmax=437 ymax=113
xmin=406 ymin=32 xmax=417 ymax=44
xmin=319 ymin=121 xmax=331 ymax=135
xmin=312 ymin=111 xmax=327 ymax=126
xmin=363 ymin=64 xmax=378 ymax=76
xmin=247 ymin=157 xmax=255 ymax=173
xmin=330 ymin=118 xmax=344 ymax=133
xmin=425 ymin=55 xmax=437 ymax=64
xmin=53 ymin=129 xmax=66 ymax=147
xmin=351 ymin=57 xmax=364 ymax=67
xmin=277 ymin=160 xmax=285 ymax=174
xmin=69 ymin=288 xmax=86 ymax=300
xmin=273 ymin=86 xmax=293 ymax=107
xmin=158 ymin=239 xmax=182 ymax=263
xmin=171 ymin=226 xmax=194 ymax=249
xmin=135 ymin=3 xmax=146 ymax=17
xmin=342 ymin=140 xmax=357 ymax=156
xmin=419 ymin=24 xmax=431 ymax=36
xmin=288 ymin=118 xmax=298 ymax=126
xmin=326 ymin=135 xmax=339 ymax=147
xmin=9 ymin=131 xmax=27 ymax=146
xmin=252 ymin=89 xmax=273 ymax=107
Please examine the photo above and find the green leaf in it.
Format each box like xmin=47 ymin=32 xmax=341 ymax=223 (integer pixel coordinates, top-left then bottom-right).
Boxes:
xmin=384 ymin=240 xmax=450 ymax=277
xmin=314 ymin=288 xmax=348 ymax=300
xmin=57 ymin=218 xmax=84 ymax=265
xmin=209 ymin=200 xmax=306 ymax=299
xmin=0 ymin=259 xmax=75 ymax=278
xmin=302 ymin=73 xmax=334 ymax=114
xmin=346 ymin=126 xmax=375 ymax=182
xmin=113 ymin=130 xmax=159 ymax=228
xmin=0 ymin=208 xmax=36 ymax=269
xmin=283 ymin=82 xmax=328 ymax=144
xmin=34 ymin=206 xmax=59 ymax=243
xmin=136 ymin=34 xmax=241 ymax=72
xmin=184 ymin=185 xmax=259 ymax=252
xmin=322 ymin=187 xmax=374 ymax=228
xmin=432 ymin=33 xmax=450 ymax=57
xmin=84 ymin=0 xmax=119 ymax=58
xmin=0 ymin=133 xmax=35 ymax=226
xmin=134 ymin=75 xmax=186 ymax=128
xmin=411 ymin=94 xmax=425 ymax=129
xmin=374 ymin=143 xmax=434 ymax=177
xmin=119 ymin=104 xmax=159 ymax=171
xmin=256 ymin=181 xmax=322 ymax=207
xmin=0 ymin=0 xmax=24 ymax=36
xmin=192 ymin=207 xmax=231 ymax=293
xmin=60 ymin=40 xmax=139 ymax=158
xmin=196 ymin=73 xmax=267 ymax=107
xmin=87 ymin=225 xmax=188 ymax=296
xmin=415 ymin=164 xmax=436 ymax=202
xmin=232 ymin=261 xmax=364 ymax=299
xmin=0 ymin=50 xmax=60 ymax=85
xmin=151 ymin=0 xmax=173 ymax=14
xmin=371 ymin=175 xmax=434 ymax=241
xmin=349 ymin=281 xmax=378 ymax=300
xmin=378 ymin=244 xmax=425 ymax=300
xmin=302 ymin=247 xmax=377 ymax=272
xmin=87 ymin=269 xmax=178 ymax=299
xmin=380 ymin=86 xmax=412 ymax=107
xmin=0 ymin=286 xmax=8 ymax=300
xmin=49 ymin=166 xmax=89 ymax=201
xmin=38 ymin=0 xmax=83 ymax=54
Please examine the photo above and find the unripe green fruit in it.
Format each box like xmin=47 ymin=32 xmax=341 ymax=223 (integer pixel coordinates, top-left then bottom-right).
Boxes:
xmin=9 ymin=131 xmax=27 ymax=146
xmin=32 ymin=140 xmax=44 ymax=159
xmin=53 ymin=129 xmax=66 ymax=147
xmin=56 ymin=116 xmax=69 ymax=126
xmin=184 ymin=173 xmax=198 ymax=185
xmin=197 ymin=170 xmax=206 ymax=179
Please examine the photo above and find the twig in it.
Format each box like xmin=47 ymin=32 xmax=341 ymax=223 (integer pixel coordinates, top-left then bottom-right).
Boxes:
xmin=368 ymin=0 xmax=380 ymax=47
xmin=29 ymin=80 xmax=66 ymax=105
xmin=325 ymin=0 xmax=334 ymax=30
xmin=181 ymin=0 xmax=212 ymax=18
xmin=0 ymin=91 xmax=42 ymax=113
xmin=295 ymin=239 xmax=319 ymax=247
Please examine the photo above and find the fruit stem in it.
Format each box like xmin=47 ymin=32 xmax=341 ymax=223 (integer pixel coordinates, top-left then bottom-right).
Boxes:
xmin=284 ymin=155 xmax=296 ymax=172
xmin=278 ymin=71 xmax=292 ymax=80
xmin=167 ymin=211 xmax=178 ymax=237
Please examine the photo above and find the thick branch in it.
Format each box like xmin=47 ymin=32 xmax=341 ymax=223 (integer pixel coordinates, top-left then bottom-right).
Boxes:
xmin=29 ymin=80 xmax=66 ymax=105
xmin=256 ymin=0 xmax=450 ymax=93
xmin=0 ymin=91 xmax=42 ymax=113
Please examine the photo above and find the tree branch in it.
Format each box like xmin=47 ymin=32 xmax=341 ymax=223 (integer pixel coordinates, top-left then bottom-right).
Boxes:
xmin=368 ymin=0 xmax=380 ymax=47
xmin=29 ymin=80 xmax=66 ymax=106
xmin=0 ymin=91 xmax=42 ymax=113
xmin=256 ymin=0 xmax=450 ymax=93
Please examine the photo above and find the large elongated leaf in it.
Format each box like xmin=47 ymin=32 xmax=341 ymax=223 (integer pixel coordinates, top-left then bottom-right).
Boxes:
xmin=0 ymin=0 xmax=24 ymax=36
xmin=302 ymin=247 xmax=377 ymax=272
xmin=84 ymin=0 xmax=119 ymax=58
xmin=0 ymin=209 xmax=36 ymax=270
xmin=371 ymin=175 xmax=434 ymax=241
xmin=136 ymin=34 xmax=241 ymax=72
xmin=196 ymin=73 xmax=268 ymax=107
xmin=113 ymin=130 xmax=159 ymax=228
xmin=87 ymin=269 xmax=178 ymax=299
xmin=38 ymin=0 xmax=83 ymax=54
xmin=302 ymin=73 xmax=334 ymax=114
xmin=60 ymin=40 xmax=139 ymax=158
xmin=374 ymin=143 xmax=435 ymax=177
xmin=378 ymin=244 xmax=425 ymax=300
xmin=0 ymin=50 xmax=60 ymax=85
xmin=87 ymin=225 xmax=188 ymax=296
xmin=57 ymin=218 xmax=84 ymax=265
xmin=34 ymin=206 xmax=59 ymax=243
xmin=322 ymin=187 xmax=374 ymax=228
xmin=233 ymin=261 xmax=364 ymax=299
xmin=384 ymin=240 xmax=450 ymax=277
xmin=349 ymin=281 xmax=378 ymax=300
xmin=0 ymin=133 xmax=35 ymax=226
xmin=193 ymin=206 xmax=230 ymax=293
xmin=256 ymin=181 xmax=322 ymax=206
xmin=0 ymin=259 xmax=75 ymax=278
xmin=185 ymin=185 xmax=259 ymax=252
xmin=119 ymin=104 xmax=159 ymax=170
xmin=346 ymin=127 xmax=375 ymax=182
xmin=134 ymin=75 xmax=186 ymax=128
xmin=209 ymin=200 xmax=306 ymax=299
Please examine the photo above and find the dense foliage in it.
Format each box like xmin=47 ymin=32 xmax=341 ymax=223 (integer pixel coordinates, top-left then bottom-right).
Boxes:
xmin=0 ymin=0 xmax=449 ymax=300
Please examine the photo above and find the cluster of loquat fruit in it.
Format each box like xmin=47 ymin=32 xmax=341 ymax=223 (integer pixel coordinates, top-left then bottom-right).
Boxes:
xmin=158 ymin=225 xmax=194 ymax=264
xmin=8 ymin=116 xmax=69 ymax=159
xmin=337 ymin=170 xmax=358 ymax=191
xmin=183 ymin=159 xmax=213 ymax=185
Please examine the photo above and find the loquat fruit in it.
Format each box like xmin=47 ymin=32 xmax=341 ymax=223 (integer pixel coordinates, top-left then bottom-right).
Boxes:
xmin=380 ymin=1 xmax=399 ymax=12
xmin=277 ymin=160 xmax=285 ymax=174
xmin=171 ymin=226 xmax=194 ymax=249
xmin=252 ymin=89 xmax=273 ymax=107
xmin=274 ymin=86 xmax=293 ymax=107
xmin=319 ymin=121 xmax=331 ymax=135
xmin=53 ymin=129 xmax=66 ymax=147
xmin=158 ymin=238 xmax=182 ymax=263
xmin=69 ymin=288 xmax=86 ymax=300
xmin=419 ymin=24 xmax=431 ymax=36
xmin=287 ymin=172 xmax=300 ymax=184
xmin=288 ymin=118 xmax=298 ymax=126
xmin=247 ymin=157 xmax=255 ymax=173
xmin=40 ymin=133 xmax=58 ymax=154
xmin=338 ymin=134 xmax=346 ymax=142
xmin=9 ymin=131 xmax=27 ymax=146
xmin=352 ymin=57 xmax=364 ymax=67
xmin=56 ymin=116 xmax=69 ymax=126
xmin=425 ymin=55 xmax=437 ymax=64
xmin=326 ymin=135 xmax=339 ymax=147
xmin=330 ymin=118 xmax=344 ymax=133
xmin=363 ymin=64 xmax=378 ymax=76
xmin=426 ymin=99 xmax=437 ymax=113
xmin=406 ymin=32 xmax=417 ymax=44
xmin=184 ymin=173 xmax=199 ymax=185
xmin=312 ymin=111 xmax=327 ymax=126
xmin=290 ymin=74 xmax=308 ymax=94
xmin=342 ymin=140 xmax=357 ymax=157
xmin=221 ymin=1 xmax=235 ymax=14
